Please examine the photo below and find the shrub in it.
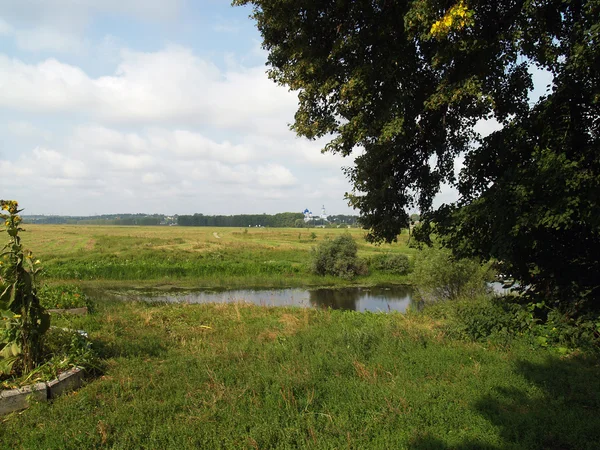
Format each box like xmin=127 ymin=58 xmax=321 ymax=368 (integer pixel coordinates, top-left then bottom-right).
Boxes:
xmin=410 ymin=245 xmax=493 ymax=303
xmin=371 ymin=253 xmax=410 ymax=275
xmin=424 ymin=296 xmax=600 ymax=352
xmin=39 ymin=284 xmax=91 ymax=310
xmin=311 ymin=234 xmax=368 ymax=279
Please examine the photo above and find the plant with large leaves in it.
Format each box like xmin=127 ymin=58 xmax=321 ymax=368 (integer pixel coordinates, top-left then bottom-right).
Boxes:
xmin=0 ymin=200 xmax=50 ymax=375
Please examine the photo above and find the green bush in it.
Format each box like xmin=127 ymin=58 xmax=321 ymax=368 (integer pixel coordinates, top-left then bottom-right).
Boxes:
xmin=39 ymin=284 xmax=91 ymax=310
xmin=426 ymin=297 xmax=534 ymax=341
xmin=371 ymin=253 xmax=410 ymax=275
xmin=536 ymin=309 xmax=600 ymax=351
xmin=424 ymin=296 xmax=600 ymax=352
xmin=311 ymin=234 xmax=368 ymax=279
xmin=410 ymin=245 xmax=493 ymax=303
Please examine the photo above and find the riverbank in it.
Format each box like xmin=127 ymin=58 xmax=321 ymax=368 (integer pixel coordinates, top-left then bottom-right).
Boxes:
xmin=1 ymin=299 xmax=598 ymax=449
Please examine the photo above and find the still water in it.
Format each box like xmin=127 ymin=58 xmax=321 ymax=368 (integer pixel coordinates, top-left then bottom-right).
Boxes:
xmin=120 ymin=285 xmax=416 ymax=313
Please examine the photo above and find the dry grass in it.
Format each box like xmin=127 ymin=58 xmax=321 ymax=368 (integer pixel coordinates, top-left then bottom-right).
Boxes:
xmin=22 ymin=224 xmax=411 ymax=261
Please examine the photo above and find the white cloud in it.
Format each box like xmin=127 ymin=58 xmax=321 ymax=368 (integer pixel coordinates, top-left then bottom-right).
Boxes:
xmin=149 ymin=129 xmax=254 ymax=164
xmin=7 ymin=121 xmax=52 ymax=141
xmin=102 ymin=151 xmax=156 ymax=171
xmin=142 ymin=172 xmax=167 ymax=185
xmin=0 ymin=47 xmax=298 ymax=132
xmin=256 ymin=164 xmax=297 ymax=186
xmin=0 ymin=124 xmax=315 ymax=215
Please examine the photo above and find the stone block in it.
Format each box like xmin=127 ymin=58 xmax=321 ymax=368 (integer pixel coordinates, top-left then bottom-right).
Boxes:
xmin=47 ymin=367 xmax=83 ymax=399
xmin=0 ymin=382 xmax=47 ymax=416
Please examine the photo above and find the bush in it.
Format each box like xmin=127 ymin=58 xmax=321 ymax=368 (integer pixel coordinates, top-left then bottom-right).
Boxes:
xmin=424 ymin=296 xmax=600 ymax=352
xmin=371 ymin=253 xmax=410 ymax=275
xmin=39 ymin=284 xmax=91 ymax=310
xmin=410 ymin=245 xmax=493 ymax=303
xmin=426 ymin=297 xmax=535 ymax=341
xmin=311 ymin=234 xmax=368 ymax=279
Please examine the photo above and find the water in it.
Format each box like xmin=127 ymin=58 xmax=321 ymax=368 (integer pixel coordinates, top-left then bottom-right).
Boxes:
xmin=117 ymin=285 xmax=416 ymax=313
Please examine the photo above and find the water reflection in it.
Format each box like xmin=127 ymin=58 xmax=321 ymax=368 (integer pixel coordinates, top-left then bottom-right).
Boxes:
xmin=111 ymin=286 xmax=416 ymax=313
xmin=309 ymin=286 xmax=414 ymax=312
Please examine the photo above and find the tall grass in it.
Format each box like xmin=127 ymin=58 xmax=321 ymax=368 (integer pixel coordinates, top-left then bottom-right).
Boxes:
xmin=1 ymin=299 xmax=598 ymax=449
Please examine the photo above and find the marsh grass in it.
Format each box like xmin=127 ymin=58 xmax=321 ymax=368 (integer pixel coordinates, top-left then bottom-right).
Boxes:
xmin=1 ymin=299 xmax=598 ymax=449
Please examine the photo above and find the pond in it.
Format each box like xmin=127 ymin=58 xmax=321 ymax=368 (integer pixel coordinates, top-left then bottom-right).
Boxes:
xmin=117 ymin=285 xmax=417 ymax=313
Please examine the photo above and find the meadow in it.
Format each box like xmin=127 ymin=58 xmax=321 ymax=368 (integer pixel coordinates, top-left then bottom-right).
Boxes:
xmin=2 ymin=224 xmax=597 ymax=449
xmin=1 ymin=300 xmax=598 ymax=449
xmin=23 ymin=225 xmax=415 ymax=288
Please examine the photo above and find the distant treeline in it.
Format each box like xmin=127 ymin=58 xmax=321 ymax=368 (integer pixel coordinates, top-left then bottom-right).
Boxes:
xmin=177 ymin=212 xmax=302 ymax=227
xmin=23 ymin=214 xmax=174 ymax=226
xmin=178 ymin=213 xmax=360 ymax=228
xmin=23 ymin=212 xmax=360 ymax=228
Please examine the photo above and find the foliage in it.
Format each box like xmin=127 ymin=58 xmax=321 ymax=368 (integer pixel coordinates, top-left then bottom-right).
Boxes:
xmin=42 ymin=327 xmax=99 ymax=374
xmin=39 ymin=284 xmax=91 ymax=310
xmin=234 ymin=0 xmax=600 ymax=311
xmin=311 ymin=234 xmax=368 ymax=279
xmin=426 ymin=295 xmax=600 ymax=352
xmin=370 ymin=253 xmax=411 ymax=275
xmin=429 ymin=0 xmax=474 ymax=38
xmin=0 ymin=200 xmax=50 ymax=375
xmin=1 ymin=326 xmax=99 ymax=389
xmin=410 ymin=245 xmax=493 ymax=302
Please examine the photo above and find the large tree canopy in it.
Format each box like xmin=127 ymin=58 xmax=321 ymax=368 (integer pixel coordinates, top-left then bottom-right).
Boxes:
xmin=234 ymin=0 xmax=600 ymax=311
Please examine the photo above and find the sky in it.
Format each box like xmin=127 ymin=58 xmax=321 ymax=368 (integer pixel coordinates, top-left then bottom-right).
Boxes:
xmin=0 ymin=1 xmax=552 ymax=217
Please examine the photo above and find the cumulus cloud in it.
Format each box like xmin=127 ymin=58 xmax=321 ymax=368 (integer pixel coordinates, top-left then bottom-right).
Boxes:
xmin=0 ymin=124 xmax=323 ymax=215
xmin=0 ymin=47 xmax=298 ymax=132
xmin=7 ymin=121 xmax=52 ymax=141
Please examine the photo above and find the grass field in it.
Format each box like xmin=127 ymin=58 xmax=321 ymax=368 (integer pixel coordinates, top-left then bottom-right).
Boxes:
xmin=22 ymin=225 xmax=414 ymax=288
xmin=2 ymin=225 xmax=599 ymax=449
xmin=1 ymin=300 xmax=598 ymax=449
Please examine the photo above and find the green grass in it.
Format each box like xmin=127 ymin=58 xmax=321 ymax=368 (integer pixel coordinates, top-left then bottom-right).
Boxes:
xmin=23 ymin=225 xmax=414 ymax=288
xmin=1 ymin=299 xmax=598 ymax=449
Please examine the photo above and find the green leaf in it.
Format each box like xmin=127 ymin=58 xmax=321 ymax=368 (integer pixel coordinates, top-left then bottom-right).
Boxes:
xmin=0 ymin=355 xmax=18 ymax=375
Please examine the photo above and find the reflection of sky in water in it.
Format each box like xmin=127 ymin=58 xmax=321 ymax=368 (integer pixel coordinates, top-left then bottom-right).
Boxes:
xmin=122 ymin=286 xmax=416 ymax=313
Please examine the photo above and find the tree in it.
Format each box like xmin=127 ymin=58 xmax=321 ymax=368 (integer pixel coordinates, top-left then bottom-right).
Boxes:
xmin=234 ymin=0 xmax=600 ymax=312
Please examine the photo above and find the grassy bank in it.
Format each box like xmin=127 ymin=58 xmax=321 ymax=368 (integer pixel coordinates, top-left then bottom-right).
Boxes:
xmin=1 ymin=299 xmax=598 ymax=449
xmin=23 ymin=225 xmax=413 ymax=288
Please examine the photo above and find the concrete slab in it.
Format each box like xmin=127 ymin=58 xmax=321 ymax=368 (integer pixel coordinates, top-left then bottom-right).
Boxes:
xmin=47 ymin=367 xmax=83 ymax=399
xmin=0 ymin=382 xmax=47 ymax=416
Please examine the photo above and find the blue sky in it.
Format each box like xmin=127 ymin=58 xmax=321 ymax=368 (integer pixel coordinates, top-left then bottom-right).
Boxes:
xmin=0 ymin=1 xmax=552 ymax=216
